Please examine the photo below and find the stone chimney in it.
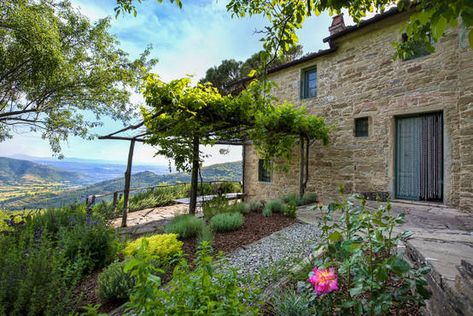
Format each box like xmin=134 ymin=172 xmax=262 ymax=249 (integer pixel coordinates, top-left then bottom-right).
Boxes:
xmin=329 ymin=14 xmax=346 ymax=35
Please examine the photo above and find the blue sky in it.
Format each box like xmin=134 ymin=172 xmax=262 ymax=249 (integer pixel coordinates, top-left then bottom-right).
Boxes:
xmin=1 ymin=0 xmax=335 ymax=166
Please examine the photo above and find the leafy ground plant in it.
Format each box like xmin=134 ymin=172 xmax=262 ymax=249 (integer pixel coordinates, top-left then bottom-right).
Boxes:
xmin=125 ymin=241 xmax=260 ymax=315
xmin=271 ymin=289 xmax=314 ymax=316
xmin=210 ymin=212 xmax=244 ymax=232
xmin=287 ymin=192 xmax=431 ymax=315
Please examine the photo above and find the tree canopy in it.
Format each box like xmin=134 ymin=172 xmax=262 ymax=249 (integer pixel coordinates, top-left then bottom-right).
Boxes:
xmin=116 ymin=0 xmax=473 ymax=61
xmin=200 ymin=45 xmax=303 ymax=94
xmin=0 ymin=0 xmax=156 ymax=156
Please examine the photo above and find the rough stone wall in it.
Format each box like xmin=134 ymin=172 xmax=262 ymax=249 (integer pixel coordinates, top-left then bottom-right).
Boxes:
xmin=244 ymin=12 xmax=473 ymax=212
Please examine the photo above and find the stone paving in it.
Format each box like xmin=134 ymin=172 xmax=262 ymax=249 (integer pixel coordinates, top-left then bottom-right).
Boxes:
xmin=112 ymin=204 xmax=190 ymax=236
xmin=297 ymin=200 xmax=473 ymax=315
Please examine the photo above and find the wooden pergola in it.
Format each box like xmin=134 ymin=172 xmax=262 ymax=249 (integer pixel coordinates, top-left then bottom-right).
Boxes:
xmin=98 ymin=119 xmax=248 ymax=227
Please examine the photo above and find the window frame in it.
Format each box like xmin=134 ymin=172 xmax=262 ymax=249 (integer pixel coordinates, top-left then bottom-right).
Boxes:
xmin=258 ymin=159 xmax=272 ymax=183
xmin=300 ymin=66 xmax=318 ymax=99
xmin=354 ymin=117 xmax=369 ymax=138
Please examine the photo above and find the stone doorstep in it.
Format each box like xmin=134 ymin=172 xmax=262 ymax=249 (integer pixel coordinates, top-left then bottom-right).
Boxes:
xmin=405 ymin=240 xmax=473 ymax=316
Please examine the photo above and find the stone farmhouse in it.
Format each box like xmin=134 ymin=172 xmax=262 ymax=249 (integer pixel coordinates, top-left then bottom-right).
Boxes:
xmin=242 ymin=8 xmax=473 ymax=212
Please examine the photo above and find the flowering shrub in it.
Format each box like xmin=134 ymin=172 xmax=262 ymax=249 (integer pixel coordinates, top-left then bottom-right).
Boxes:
xmin=123 ymin=233 xmax=182 ymax=264
xmin=270 ymin=191 xmax=432 ymax=316
xmin=308 ymin=267 xmax=338 ymax=296
xmin=299 ymin=192 xmax=432 ymax=315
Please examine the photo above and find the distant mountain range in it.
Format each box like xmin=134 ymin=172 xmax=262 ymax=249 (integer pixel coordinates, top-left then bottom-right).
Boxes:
xmin=0 ymin=157 xmax=89 ymax=186
xmin=7 ymin=154 xmax=168 ymax=184
xmin=0 ymin=158 xmax=241 ymax=210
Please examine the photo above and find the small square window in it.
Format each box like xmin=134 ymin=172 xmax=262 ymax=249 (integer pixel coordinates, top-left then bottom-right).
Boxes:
xmin=258 ymin=159 xmax=272 ymax=182
xmin=355 ymin=117 xmax=369 ymax=137
xmin=301 ymin=67 xmax=317 ymax=99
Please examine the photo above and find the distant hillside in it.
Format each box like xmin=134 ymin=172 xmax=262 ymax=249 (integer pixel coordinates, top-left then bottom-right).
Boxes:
xmin=0 ymin=161 xmax=242 ymax=210
xmin=7 ymin=155 xmax=168 ymax=184
xmin=0 ymin=157 xmax=89 ymax=186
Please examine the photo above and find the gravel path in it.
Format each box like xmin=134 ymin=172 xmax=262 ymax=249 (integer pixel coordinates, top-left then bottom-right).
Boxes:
xmin=223 ymin=222 xmax=321 ymax=279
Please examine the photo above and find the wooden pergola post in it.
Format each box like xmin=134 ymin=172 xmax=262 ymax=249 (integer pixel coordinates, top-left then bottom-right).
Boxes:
xmin=189 ymin=136 xmax=199 ymax=215
xmin=121 ymin=139 xmax=136 ymax=227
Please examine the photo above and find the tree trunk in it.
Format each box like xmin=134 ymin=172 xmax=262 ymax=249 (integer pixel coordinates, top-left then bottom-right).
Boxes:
xmin=189 ymin=136 xmax=200 ymax=215
xmin=299 ymin=136 xmax=305 ymax=198
xmin=121 ymin=139 xmax=135 ymax=227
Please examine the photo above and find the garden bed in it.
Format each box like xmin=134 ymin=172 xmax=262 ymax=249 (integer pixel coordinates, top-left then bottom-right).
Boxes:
xmin=77 ymin=211 xmax=296 ymax=312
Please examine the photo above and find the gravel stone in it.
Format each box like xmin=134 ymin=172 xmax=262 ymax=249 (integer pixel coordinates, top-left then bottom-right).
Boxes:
xmin=223 ymin=222 xmax=321 ymax=278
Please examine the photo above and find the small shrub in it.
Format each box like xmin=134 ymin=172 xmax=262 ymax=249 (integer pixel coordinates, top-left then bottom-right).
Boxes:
xmin=262 ymin=207 xmax=272 ymax=217
xmin=230 ymin=202 xmax=251 ymax=214
xmin=283 ymin=202 xmax=297 ymax=218
xmin=126 ymin=242 xmax=259 ymax=315
xmin=202 ymin=196 xmax=231 ymax=219
xmin=281 ymin=193 xmax=303 ymax=206
xmin=0 ymin=233 xmax=75 ymax=315
xmin=58 ymin=219 xmax=118 ymax=274
xmin=198 ymin=224 xmax=213 ymax=243
xmin=210 ymin=212 xmax=244 ymax=232
xmin=97 ymin=261 xmax=135 ymax=301
xmin=302 ymin=192 xmax=317 ymax=205
xmin=303 ymin=193 xmax=432 ymax=315
xmin=271 ymin=289 xmax=314 ymax=316
xmin=264 ymin=199 xmax=285 ymax=214
xmin=165 ymin=215 xmax=204 ymax=239
xmin=123 ymin=233 xmax=183 ymax=263
xmin=249 ymin=200 xmax=264 ymax=212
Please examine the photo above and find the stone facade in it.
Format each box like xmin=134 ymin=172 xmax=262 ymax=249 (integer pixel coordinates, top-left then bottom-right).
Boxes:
xmin=244 ymin=12 xmax=473 ymax=212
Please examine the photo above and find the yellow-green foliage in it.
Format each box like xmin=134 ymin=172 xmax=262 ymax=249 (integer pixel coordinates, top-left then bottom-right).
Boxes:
xmin=0 ymin=209 xmax=27 ymax=232
xmin=124 ymin=234 xmax=183 ymax=262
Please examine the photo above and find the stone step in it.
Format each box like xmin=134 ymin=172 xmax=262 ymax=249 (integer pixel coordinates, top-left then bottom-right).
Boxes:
xmin=454 ymin=260 xmax=473 ymax=315
xmin=403 ymin=240 xmax=472 ymax=316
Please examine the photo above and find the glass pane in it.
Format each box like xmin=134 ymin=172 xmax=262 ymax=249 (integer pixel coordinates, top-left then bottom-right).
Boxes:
xmin=258 ymin=160 xmax=271 ymax=182
xmin=308 ymin=87 xmax=317 ymax=98
xmin=396 ymin=117 xmax=421 ymax=200
xmin=355 ymin=118 xmax=368 ymax=137
xmin=307 ymin=70 xmax=316 ymax=81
